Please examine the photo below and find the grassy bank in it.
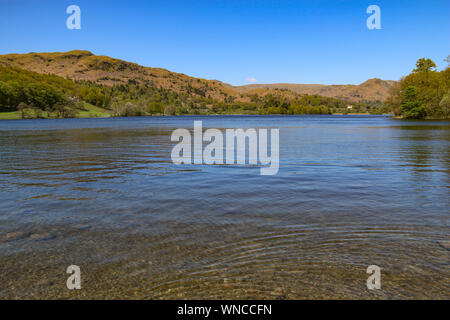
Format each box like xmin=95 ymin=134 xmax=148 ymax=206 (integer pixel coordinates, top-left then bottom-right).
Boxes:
xmin=0 ymin=103 xmax=112 ymax=120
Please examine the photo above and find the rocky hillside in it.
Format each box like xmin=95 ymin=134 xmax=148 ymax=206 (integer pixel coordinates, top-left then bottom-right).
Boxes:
xmin=0 ymin=50 xmax=394 ymax=103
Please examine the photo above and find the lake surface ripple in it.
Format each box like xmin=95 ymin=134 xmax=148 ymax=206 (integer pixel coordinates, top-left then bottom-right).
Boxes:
xmin=0 ymin=115 xmax=448 ymax=299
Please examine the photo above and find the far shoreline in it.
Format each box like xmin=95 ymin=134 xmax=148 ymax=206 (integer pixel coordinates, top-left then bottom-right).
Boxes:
xmin=2 ymin=112 xmax=448 ymax=121
xmin=0 ymin=112 xmax=398 ymax=121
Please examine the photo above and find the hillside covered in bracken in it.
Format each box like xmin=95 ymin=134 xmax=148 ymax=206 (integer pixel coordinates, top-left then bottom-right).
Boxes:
xmin=0 ymin=50 xmax=393 ymax=119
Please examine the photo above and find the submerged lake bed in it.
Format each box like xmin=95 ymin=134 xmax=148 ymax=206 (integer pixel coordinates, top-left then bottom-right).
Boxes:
xmin=0 ymin=115 xmax=449 ymax=299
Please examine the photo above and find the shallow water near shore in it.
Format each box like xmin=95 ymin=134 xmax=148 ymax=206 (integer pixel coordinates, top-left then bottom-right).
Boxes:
xmin=0 ymin=115 xmax=449 ymax=299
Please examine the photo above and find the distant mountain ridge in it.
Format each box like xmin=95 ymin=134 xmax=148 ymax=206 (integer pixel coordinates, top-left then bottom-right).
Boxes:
xmin=0 ymin=50 xmax=394 ymax=102
xmin=234 ymin=78 xmax=395 ymax=102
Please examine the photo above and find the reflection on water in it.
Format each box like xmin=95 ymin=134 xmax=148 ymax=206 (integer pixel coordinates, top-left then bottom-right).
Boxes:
xmin=0 ymin=115 xmax=449 ymax=299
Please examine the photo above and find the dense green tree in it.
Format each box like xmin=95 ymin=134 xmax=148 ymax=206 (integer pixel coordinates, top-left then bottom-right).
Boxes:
xmin=439 ymin=93 xmax=450 ymax=118
xmin=413 ymin=58 xmax=437 ymax=73
xmin=400 ymin=86 xmax=426 ymax=119
xmin=148 ymin=101 xmax=164 ymax=114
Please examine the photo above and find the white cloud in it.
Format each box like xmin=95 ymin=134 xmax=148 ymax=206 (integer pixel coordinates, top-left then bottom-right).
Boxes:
xmin=246 ymin=77 xmax=258 ymax=83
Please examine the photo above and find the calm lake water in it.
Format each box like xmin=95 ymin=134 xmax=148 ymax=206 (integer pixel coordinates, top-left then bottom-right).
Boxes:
xmin=0 ymin=115 xmax=449 ymax=299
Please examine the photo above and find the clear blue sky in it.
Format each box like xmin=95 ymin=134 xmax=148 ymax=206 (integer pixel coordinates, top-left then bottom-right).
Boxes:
xmin=0 ymin=0 xmax=449 ymax=85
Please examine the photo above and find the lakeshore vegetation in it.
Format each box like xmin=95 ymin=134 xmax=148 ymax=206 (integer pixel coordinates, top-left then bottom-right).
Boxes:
xmin=386 ymin=58 xmax=450 ymax=119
